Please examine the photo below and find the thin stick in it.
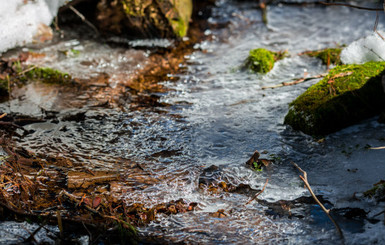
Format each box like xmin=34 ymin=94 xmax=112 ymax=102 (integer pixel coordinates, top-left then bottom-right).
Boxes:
xmin=262 ymin=74 xmax=326 ymax=90
xmin=0 ymin=113 xmax=6 ymax=119
xmin=369 ymin=146 xmax=385 ymax=150
xmin=56 ymin=210 xmax=64 ymax=239
xmin=245 ymin=178 xmax=269 ymax=205
xmin=68 ymin=6 xmax=100 ymax=35
xmin=291 ymin=161 xmax=344 ymax=239
xmin=17 ymin=65 xmax=37 ymax=75
xmin=318 ymin=1 xmax=383 ymax=11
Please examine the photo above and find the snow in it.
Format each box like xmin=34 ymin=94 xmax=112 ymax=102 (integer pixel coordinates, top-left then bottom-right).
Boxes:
xmin=0 ymin=0 xmax=68 ymax=54
xmin=341 ymin=31 xmax=385 ymax=64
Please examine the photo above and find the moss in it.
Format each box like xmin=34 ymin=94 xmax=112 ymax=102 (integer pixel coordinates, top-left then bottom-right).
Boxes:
xmin=246 ymin=48 xmax=275 ymax=73
xmin=25 ymin=67 xmax=72 ymax=84
xmin=284 ymin=61 xmax=385 ymax=135
xmin=305 ymin=48 xmax=342 ymax=66
xmin=0 ymin=78 xmax=9 ymax=96
xmin=364 ymin=180 xmax=385 ymax=201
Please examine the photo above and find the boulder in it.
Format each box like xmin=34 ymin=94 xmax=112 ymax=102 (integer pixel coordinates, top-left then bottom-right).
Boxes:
xmin=284 ymin=62 xmax=385 ymax=135
xmin=96 ymin=0 xmax=192 ymax=38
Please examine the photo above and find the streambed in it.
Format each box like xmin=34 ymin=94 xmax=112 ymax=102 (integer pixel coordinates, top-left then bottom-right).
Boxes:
xmin=1 ymin=1 xmax=385 ymax=244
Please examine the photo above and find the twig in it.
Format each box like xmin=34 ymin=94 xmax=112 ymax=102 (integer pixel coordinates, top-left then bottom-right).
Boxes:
xmin=318 ymin=1 xmax=383 ymax=11
xmin=245 ymin=178 xmax=269 ymax=205
xmin=291 ymin=161 xmax=344 ymax=239
xmin=68 ymin=5 xmax=100 ymax=35
xmin=0 ymin=113 xmax=6 ymax=119
xmin=369 ymin=146 xmax=385 ymax=150
xmin=23 ymin=222 xmax=45 ymax=243
xmin=363 ymin=45 xmax=385 ymax=61
xmin=372 ymin=209 xmax=385 ymax=217
xmin=56 ymin=210 xmax=64 ymax=239
xmin=261 ymin=73 xmax=326 ymax=90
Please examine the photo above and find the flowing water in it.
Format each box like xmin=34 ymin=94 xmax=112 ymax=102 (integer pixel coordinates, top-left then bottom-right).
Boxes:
xmin=1 ymin=1 xmax=385 ymax=244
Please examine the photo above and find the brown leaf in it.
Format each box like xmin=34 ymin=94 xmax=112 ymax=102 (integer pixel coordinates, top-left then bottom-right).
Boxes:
xmin=93 ymin=196 xmax=102 ymax=208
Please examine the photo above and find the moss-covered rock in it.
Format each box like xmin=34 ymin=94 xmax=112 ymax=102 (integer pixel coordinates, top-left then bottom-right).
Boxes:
xmin=25 ymin=67 xmax=71 ymax=84
xmin=97 ymin=0 xmax=192 ymax=38
xmin=245 ymin=48 xmax=275 ymax=73
xmin=284 ymin=61 xmax=385 ymax=135
xmin=304 ymin=48 xmax=342 ymax=66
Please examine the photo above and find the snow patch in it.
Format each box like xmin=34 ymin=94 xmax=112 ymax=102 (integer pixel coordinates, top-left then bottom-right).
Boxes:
xmin=0 ymin=0 xmax=68 ymax=54
xmin=341 ymin=31 xmax=385 ymax=64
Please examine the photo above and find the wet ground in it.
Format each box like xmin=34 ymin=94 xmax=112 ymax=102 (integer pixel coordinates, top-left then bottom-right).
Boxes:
xmin=1 ymin=0 xmax=385 ymax=244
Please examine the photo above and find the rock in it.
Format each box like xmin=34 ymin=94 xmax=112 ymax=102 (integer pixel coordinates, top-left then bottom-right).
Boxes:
xmin=284 ymin=61 xmax=385 ymax=135
xmin=245 ymin=150 xmax=272 ymax=171
xmin=96 ymin=0 xmax=193 ymax=38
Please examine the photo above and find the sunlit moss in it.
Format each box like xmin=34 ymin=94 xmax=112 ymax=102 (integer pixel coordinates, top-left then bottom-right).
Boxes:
xmin=25 ymin=67 xmax=72 ymax=84
xmin=305 ymin=48 xmax=342 ymax=65
xmin=284 ymin=61 xmax=385 ymax=135
xmin=245 ymin=48 xmax=288 ymax=73
xmin=246 ymin=48 xmax=275 ymax=73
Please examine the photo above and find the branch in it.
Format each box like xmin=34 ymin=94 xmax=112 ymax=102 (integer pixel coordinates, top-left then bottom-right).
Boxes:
xmin=261 ymin=73 xmax=327 ymax=90
xmin=318 ymin=1 xmax=383 ymax=11
xmin=291 ymin=161 xmax=344 ymax=239
xmin=369 ymin=146 xmax=385 ymax=150
xmin=68 ymin=6 xmax=100 ymax=36
xmin=245 ymin=178 xmax=269 ymax=205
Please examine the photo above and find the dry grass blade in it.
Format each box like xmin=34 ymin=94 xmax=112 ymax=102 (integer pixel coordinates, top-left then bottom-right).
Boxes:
xmin=245 ymin=178 xmax=269 ymax=205
xmin=291 ymin=161 xmax=344 ymax=239
xmin=261 ymin=74 xmax=326 ymax=90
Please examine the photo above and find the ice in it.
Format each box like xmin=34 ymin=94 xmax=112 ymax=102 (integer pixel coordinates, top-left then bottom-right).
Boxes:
xmin=0 ymin=0 xmax=68 ymax=54
xmin=341 ymin=31 xmax=385 ymax=64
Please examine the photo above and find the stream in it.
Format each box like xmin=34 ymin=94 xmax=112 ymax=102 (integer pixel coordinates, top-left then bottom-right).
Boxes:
xmin=1 ymin=1 xmax=385 ymax=244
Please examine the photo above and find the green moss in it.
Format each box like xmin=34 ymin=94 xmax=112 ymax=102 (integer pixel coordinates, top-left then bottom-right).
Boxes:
xmin=364 ymin=180 xmax=385 ymax=201
xmin=284 ymin=61 xmax=385 ymax=135
xmin=25 ymin=67 xmax=72 ymax=84
xmin=0 ymin=78 xmax=9 ymax=96
xmin=306 ymin=48 xmax=342 ymax=66
xmin=246 ymin=48 xmax=275 ymax=73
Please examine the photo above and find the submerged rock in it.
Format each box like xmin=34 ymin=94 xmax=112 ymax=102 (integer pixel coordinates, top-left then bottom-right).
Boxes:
xmin=97 ymin=0 xmax=192 ymax=38
xmin=284 ymin=62 xmax=385 ymax=135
